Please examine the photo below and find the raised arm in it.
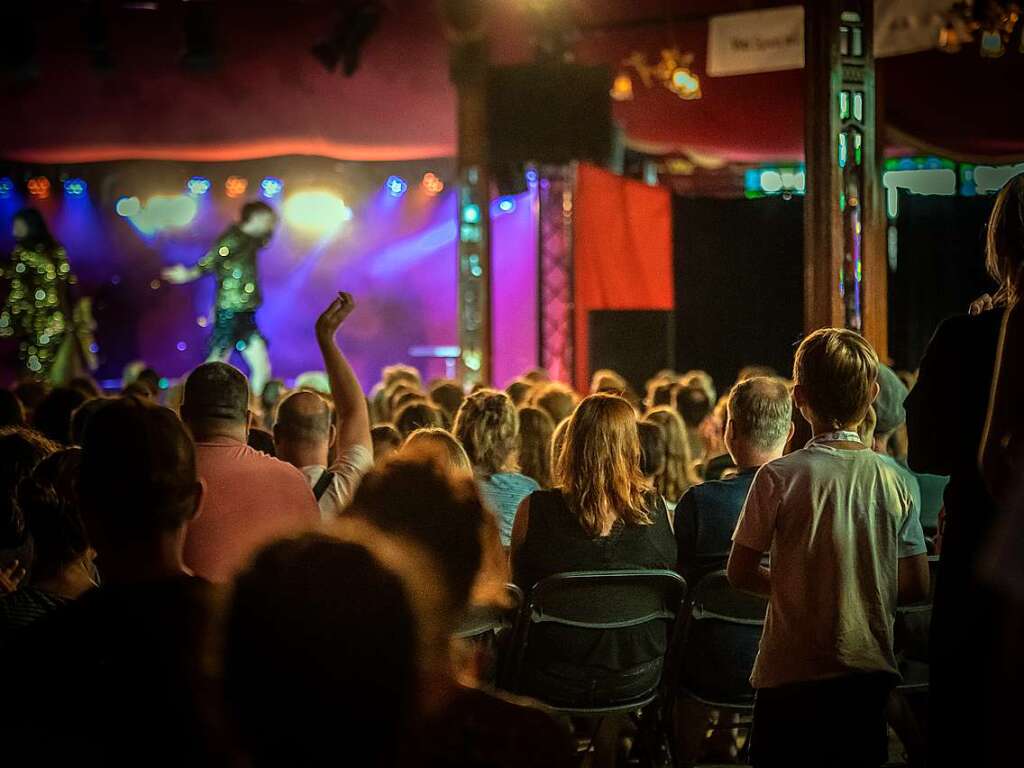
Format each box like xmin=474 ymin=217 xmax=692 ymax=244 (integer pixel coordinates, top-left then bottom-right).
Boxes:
xmin=315 ymin=292 xmax=371 ymax=456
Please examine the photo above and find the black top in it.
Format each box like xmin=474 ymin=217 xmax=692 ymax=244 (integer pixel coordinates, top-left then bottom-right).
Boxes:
xmin=0 ymin=575 xmax=228 ymax=764
xmin=702 ymin=452 xmax=737 ymax=481
xmin=512 ymin=489 xmax=677 ymax=671
xmin=0 ymin=586 xmax=70 ymax=645
xmin=905 ymin=310 xmax=1003 ymax=565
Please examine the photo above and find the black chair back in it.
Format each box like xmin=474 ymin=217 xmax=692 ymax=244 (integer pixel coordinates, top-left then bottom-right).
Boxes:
xmin=456 ymin=583 xmax=524 ymax=640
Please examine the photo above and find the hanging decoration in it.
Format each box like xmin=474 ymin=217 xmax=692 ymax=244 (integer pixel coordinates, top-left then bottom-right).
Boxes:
xmin=611 ymin=48 xmax=702 ymax=102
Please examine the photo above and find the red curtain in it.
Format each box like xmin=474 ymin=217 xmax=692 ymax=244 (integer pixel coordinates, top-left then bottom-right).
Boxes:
xmin=572 ymin=164 xmax=674 ymax=390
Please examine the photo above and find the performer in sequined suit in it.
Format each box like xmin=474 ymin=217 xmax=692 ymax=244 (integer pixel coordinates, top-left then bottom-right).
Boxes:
xmin=0 ymin=209 xmax=78 ymax=380
xmin=162 ymin=201 xmax=275 ymax=394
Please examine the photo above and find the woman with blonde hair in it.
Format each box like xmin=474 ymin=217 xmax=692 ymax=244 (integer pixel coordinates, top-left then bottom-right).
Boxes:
xmin=510 ymin=393 xmax=676 ymax=704
xmin=644 ymin=406 xmax=700 ymax=511
xmin=453 ymin=389 xmax=539 ymax=546
xmin=402 ymin=428 xmax=472 ymax=476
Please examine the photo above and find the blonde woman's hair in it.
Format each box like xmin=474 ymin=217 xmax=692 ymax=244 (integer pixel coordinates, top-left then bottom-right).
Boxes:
xmin=402 ymin=428 xmax=472 ymax=476
xmin=550 ymin=416 xmax=571 ymax=473
xmin=452 ymin=389 xmax=519 ymax=476
xmin=556 ymin=393 xmax=653 ymax=537
xmin=644 ymin=406 xmax=699 ymax=501
xmin=517 ymin=406 xmax=555 ymax=488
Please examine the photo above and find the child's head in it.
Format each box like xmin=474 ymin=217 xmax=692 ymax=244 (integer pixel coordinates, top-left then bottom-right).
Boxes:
xmin=793 ymin=328 xmax=879 ymax=431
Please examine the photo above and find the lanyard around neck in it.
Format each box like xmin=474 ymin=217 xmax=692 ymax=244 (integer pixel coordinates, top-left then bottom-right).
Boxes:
xmin=805 ymin=430 xmax=863 ymax=449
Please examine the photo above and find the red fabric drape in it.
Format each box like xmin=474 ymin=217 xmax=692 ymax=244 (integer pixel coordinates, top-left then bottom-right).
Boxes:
xmin=572 ymin=164 xmax=674 ymax=391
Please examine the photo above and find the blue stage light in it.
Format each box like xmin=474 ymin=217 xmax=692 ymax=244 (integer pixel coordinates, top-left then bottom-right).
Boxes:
xmin=525 ymin=168 xmax=539 ymax=186
xmin=260 ymin=177 xmax=283 ymax=198
xmin=0 ymin=177 xmax=15 ymax=199
xmin=186 ymin=176 xmax=212 ymax=196
xmin=385 ymin=175 xmax=408 ymax=198
xmin=63 ymin=178 xmax=88 ymax=197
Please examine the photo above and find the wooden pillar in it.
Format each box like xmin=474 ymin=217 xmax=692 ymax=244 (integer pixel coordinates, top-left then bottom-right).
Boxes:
xmin=443 ymin=1 xmax=492 ymax=387
xmin=803 ymin=0 xmax=887 ymax=358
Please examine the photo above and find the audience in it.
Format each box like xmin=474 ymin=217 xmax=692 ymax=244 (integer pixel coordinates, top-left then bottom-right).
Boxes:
xmin=371 ymin=422 xmax=403 ymax=463
xmin=511 ymin=393 xmax=676 ymax=702
xmin=531 ymin=381 xmax=578 ymax=425
xmin=429 ymin=378 xmax=465 ymax=423
xmin=728 ymin=328 xmax=928 ymax=768
xmin=395 ymin=400 xmax=446 ymax=437
xmin=675 ymin=376 xmax=791 ymax=583
xmin=0 ymin=449 xmax=92 ymax=638
xmin=505 ymin=378 xmax=533 ymax=406
xmin=401 ymin=427 xmax=472 ymax=475
xmin=644 ymin=406 xmax=699 ymax=514
xmin=32 ymin=386 xmax=86 ymax=444
xmin=676 ymin=382 xmax=711 ymax=467
xmin=0 ymin=427 xmax=57 ymax=588
xmin=180 ymin=361 xmax=319 ymax=582
xmin=0 ymin=388 xmax=25 ymax=427
xmin=517 ymin=405 xmax=555 ymax=488
xmin=246 ymin=426 xmax=277 ymax=456
xmin=454 ymin=389 xmax=539 ymax=547
xmin=637 ymin=419 xmax=668 ymax=487
xmin=2 ymin=397 xmax=226 ymax=763
xmin=698 ymin=394 xmax=736 ymax=480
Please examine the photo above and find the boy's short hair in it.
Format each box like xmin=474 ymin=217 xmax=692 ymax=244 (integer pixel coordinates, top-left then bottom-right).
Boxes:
xmin=793 ymin=328 xmax=878 ymax=428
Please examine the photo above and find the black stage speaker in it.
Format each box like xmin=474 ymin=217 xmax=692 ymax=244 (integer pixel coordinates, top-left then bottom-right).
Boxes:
xmin=588 ymin=310 xmax=675 ymax=396
xmin=486 ymin=64 xmax=612 ymax=165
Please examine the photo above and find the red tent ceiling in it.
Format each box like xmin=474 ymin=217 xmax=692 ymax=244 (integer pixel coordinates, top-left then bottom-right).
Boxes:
xmin=1 ymin=1 xmax=1019 ymax=165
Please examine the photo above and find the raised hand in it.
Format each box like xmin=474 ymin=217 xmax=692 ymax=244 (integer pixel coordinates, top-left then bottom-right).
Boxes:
xmin=316 ymin=292 xmax=356 ymax=344
xmin=0 ymin=559 xmax=26 ymax=593
xmin=161 ymin=264 xmax=194 ymax=285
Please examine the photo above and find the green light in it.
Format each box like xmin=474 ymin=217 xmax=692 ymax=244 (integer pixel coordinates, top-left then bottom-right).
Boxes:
xmin=463 ymin=204 xmax=480 ymax=224
xmin=839 ymin=91 xmax=850 ymax=119
xmin=282 ymin=190 xmax=352 ymax=238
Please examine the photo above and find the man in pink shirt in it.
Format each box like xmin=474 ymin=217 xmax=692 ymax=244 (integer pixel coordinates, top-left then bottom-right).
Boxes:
xmin=181 ymin=361 xmax=319 ymax=582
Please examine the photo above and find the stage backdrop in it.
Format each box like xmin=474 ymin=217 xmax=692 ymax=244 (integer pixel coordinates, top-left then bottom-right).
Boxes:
xmin=0 ymin=157 xmax=537 ymax=389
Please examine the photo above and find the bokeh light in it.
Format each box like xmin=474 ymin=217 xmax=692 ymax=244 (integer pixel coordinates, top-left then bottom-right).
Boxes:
xmin=187 ymin=176 xmax=212 ymax=196
xmin=0 ymin=177 xmax=14 ymax=199
xmin=496 ymin=196 xmax=516 ymax=213
xmin=128 ymin=194 xmax=198 ymax=235
xmin=282 ymin=189 xmax=353 ymax=238
xmin=63 ymin=178 xmax=88 ymax=197
xmin=116 ymin=196 xmax=142 ymax=217
xmin=385 ymin=175 xmax=408 ymax=198
xmin=225 ymin=176 xmax=248 ymax=198
xmin=260 ymin=177 xmax=284 ymax=198
xmin=421 ymin=172 xmax=444 ymax=196
xmin=27 ymin=177 xmax=51 ymax=199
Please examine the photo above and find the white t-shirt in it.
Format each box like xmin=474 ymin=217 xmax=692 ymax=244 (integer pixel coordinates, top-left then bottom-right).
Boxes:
xmin=732 ymin=444 xmax=927 ymax=689
xmin=301 ymin=444 xmax=374 ymax=522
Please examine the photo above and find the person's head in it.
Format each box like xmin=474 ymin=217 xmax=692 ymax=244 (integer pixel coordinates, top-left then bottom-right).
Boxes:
xmin=550 ymin=416 xmax=570 ymax=471
xmin=724 ymin=376 xmax=793 ymax=469
xmin=872 ymin=364 xmax=908 ymax=450
xmin=793 ymin=328 xmax=879 ymax=432
xmin=247 ymin=427 xmax=277 ymax=457
xmin=516 ymin=405 xmax=554 ymax=488
xmin=67 ymin=376 xmax=102 ymax=400
xmin=382 ymin=364 xmax=422 ymax=389
xmin=737 ymin=365 xmax=778 ymax=382
xmin=0 ymin=388 xmax=25 ymax=428
xmin=644 ymin=406 xmax=698 ymax=500
xmin=12 ymin=208 xmax=54 ymax=248
xmin=557 ymin=393 xmax=652 ymax=536
xmin=273 ymin=390 xmax=333 ymax=467
xmin=0 ymin=427 xmax=58 ymax=572
xmin=13 ymin=381 xmax=49 ymax=420
xmin=371 ymin=423 xmax=402 ymax=463
xmin=32 ymin=387 xmax=87 ymax=445
xmin=17 ymin=448 xmax=90 ymax=584
xmin=452 ymin=389 xmax=519 ymax=475
xmin=70 ymin=397 xmax=108 ymax=446
xmin=428 ymin=380 xmax=464 ymax=422
xmin=637 ymin=420 xmax=667 ymax=481
xmin=260 ymin=379 xmax=287 ymax=428
xmin=225 ymin=529 xmax=428 ymax=767
xmin=401 ymin=428 xmax=472 ymax=475
xmin=522 ymin=367 xmax=550 ymax=384
xmin=590 ymin=368 xmax=628 ymax=395
xmin=180 ymin=362 xmax=251 ymax=441
xmin=531 ymin=382 xmax=579 ymax=425
xmin=136 ymin=368 xmax=161 ymax=397
xmin=986 ymin=173 xmax=1024 ymax=306
xmin=646 ymin=381 xmax=676 ymax=411
xmin=239 ymin=200 xmax=277 ymax=238
xmin=676 ymin=383 xmax=712 ymax=429
xmin=394 ymin=401 xmax=444 ymax=438
xmin=349 ymin=455 xmax=486 ymax=622
xmin=505 ymin=379 xmax=533 ymax=407
xmin=680 ymin=369 xmax=716 ymax=405
xmin=80 ymin=397 xmax=202 ymax=573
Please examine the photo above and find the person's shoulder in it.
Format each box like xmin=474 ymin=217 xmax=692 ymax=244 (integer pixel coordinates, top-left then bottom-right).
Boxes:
xmin=932 ymin=309 xmax=1003 ymax=345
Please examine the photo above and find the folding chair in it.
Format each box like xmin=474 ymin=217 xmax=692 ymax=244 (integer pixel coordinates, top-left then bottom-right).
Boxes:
xmin=668 ymin=569 xmax=767 ymax=764
xmin=456 ymin=583 xmax=524 ymax=640
xmin=504 ymin=570 xmax=686 ymax=765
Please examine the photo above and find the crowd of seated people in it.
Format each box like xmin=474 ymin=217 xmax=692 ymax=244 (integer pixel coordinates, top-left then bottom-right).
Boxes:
xmin=0 ymin=178 xmax=1022 ymax=767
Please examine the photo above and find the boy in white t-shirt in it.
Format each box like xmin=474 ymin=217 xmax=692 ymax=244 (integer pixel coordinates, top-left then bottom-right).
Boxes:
xmin=728 ymin=328 xmax=929 ymax=767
